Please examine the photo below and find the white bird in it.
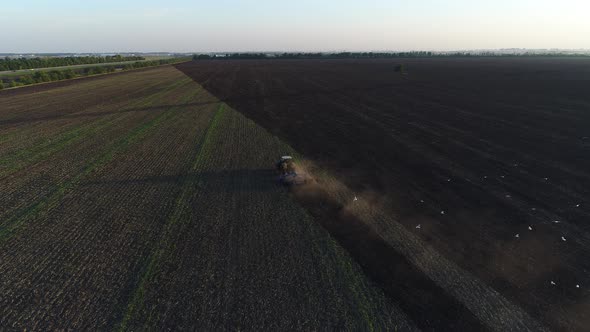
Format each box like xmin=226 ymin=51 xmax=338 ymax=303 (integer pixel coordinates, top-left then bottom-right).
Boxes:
xmin=440 ymin=210 xmax=445 ymax=215
xmin=447 ymin=178 xmax=451 ymax=182
xmin=551 ymin=281 xmax=556 ymax=285
xmin=553 ymin=220 xmax=561 ymax=224
xmin=353 ymin=196 xmax=358 ymax=201
xmin=420 ymin=199 xmax=424 ymax=203
xmin=528 ymin=226 xmax=533 ymax=231
xmin=505 ymin=194 xmax=512 ymax=198
xmin=416 ymin=224 xmax=421 ymax=229
xmin=483 ymin=176 xmax=488 ymax=179
xmin=576 ymin=284 xmax=580 ymax=288
xmin=544 ymin=177 xmax=549 ymax=181
xmin=531 ymin=208 xmax=537 ymax=211
xmin=561 ymin=236 xmax=567 ymax=242
xmin=515 ymin=234 xmax=520 ymax=238
xmin=501 ymin=175 xmax=505 ymax=179
xmin=575 ymin=204 xmax=580 ymax=208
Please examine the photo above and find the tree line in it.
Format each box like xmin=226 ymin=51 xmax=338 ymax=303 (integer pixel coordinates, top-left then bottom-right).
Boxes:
xmin=0 ymin=55 xmax=145 ymax=71
xmin=192 ymin=52 xmax=440 ymax=60
xmin=0 ymin=58 xmax=189 ymax=90
xmin=193 ymin=51 xmax=590 ymax=60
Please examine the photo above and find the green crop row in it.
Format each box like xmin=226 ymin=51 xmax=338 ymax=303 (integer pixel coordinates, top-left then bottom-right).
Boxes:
xmin=0 ymin=78 xmax=192 ymax=179
xmin=117 ymin=103 xmax=225 ymax=331
xmin=0 ymin=72 xmax=176 ymax=147
xmin=0 ymin=82 xmax=201 ymax=242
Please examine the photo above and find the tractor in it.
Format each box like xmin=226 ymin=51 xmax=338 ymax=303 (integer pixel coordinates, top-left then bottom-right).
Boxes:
xmin=276 ymin=156 xmax=307 ymax=186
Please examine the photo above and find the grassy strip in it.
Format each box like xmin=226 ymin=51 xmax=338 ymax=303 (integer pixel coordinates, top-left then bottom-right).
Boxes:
xmin=0 ymin=88 xmax=201 ymax=242
xmin=0 ymin=55 xmax=145 ymax=72
xmin=0 ymin=78 xmax=191 ymax=178
xmin=1 ymin=59 xmax=190 ymax=90
xmin=117 ymin=103 xmax=226 ymax=331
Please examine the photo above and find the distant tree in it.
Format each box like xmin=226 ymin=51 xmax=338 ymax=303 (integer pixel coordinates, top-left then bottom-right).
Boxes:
xmin=85 ymin=66 xmax=107 ymax=75
xmin=194 ymin=54 xmax=212 ymax=60
xmin=48 ymin=70 xmax=63 ymax=81
xmin=0 ymin=81 xmax=4 ymax=90
xmin=21 ymin=75 xmax=35 ymax=85
xmin=394 ymin=64 xmax=406 ymax=74
xmin=41 ymin=71 xmax=51 ymax=82
xmin=33 ymin=71 xmax=51 ymax=83
xmin=62 ymin=69 xmax=76 ymax=79
xmin=0 ymin=55 xmax=145 ymax=71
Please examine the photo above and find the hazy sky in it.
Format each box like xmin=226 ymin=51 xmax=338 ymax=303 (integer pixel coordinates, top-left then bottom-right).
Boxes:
xmin=2 ymin=0 xmax=589 ymax=53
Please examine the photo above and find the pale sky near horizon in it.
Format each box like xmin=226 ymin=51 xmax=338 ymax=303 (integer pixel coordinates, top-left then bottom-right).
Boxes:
xmin=1 ymin=0 xmax=589 ymax=53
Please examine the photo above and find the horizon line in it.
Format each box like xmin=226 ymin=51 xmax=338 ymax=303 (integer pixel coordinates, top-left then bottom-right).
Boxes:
xmin=2 ymin=48 xmax=590 ymax=55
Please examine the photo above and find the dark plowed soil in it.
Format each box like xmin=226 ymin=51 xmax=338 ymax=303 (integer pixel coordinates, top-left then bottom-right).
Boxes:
xmin=292 ymin=181 xmax=486 ymax=331
xmin=177 ymin=58 xmax=590 ymax=331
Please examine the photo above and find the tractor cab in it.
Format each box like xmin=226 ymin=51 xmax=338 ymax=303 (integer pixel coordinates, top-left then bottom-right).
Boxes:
xmin=276 ymin=156 xmax=295 ymax=174
xmin=276 ymin=156 xmax=307 ymax=186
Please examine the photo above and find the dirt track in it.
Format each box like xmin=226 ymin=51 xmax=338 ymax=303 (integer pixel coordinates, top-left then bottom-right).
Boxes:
xmin=177 ymin=58 xmax=590 ymax=331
